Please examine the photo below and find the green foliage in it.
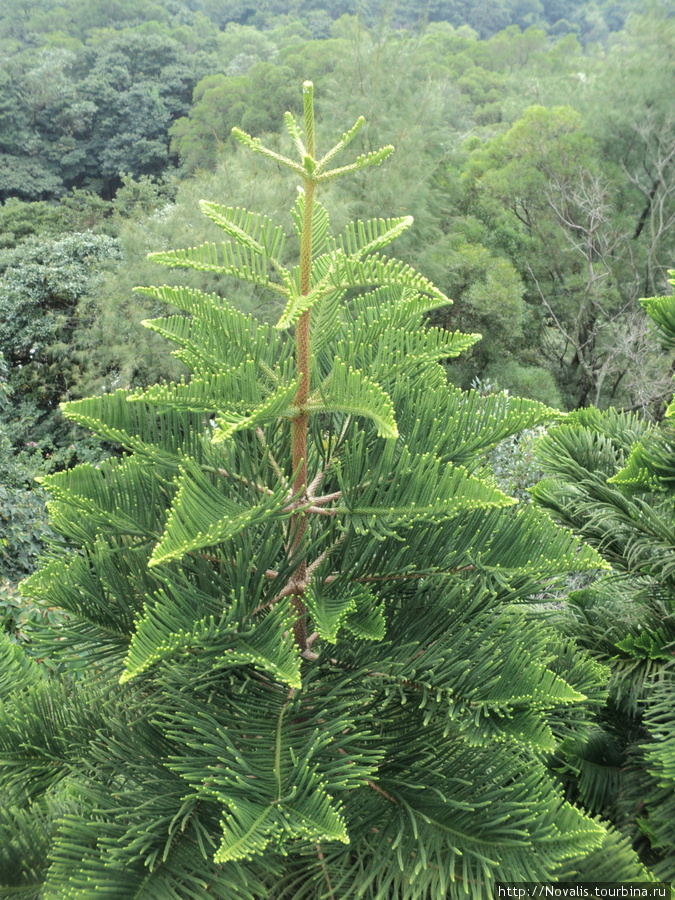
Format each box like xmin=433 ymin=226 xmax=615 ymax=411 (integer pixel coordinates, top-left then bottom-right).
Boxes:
xmin=0 ymin=483 xmax=50 ymax=583
xmin=0 ymin=370 xmax=51 ymax=583
xmin=112 ymin=172 xmax=178 ymax=220
xmin=531 ymin=274 xmax=675 ymax=877
xmin=461 ymin=99 xmax=675 ymax=410
xmin=0 ymin=80 xmax=650 ymax=898
xmin=487 ymin=362 xmax=564 ymax=408
xmin=0 ymin=198 xmax=72 ymax=249
xmin=0 ymin=231 xmax=122 ymax=439
xmin=0 ymin=0 xmax=653 ymax=52
xmin=170 ymin=65 xmax=305 ymax=174
xmin=583 ymin=11 xmax=675 ymax=293
xmin=0 ymin=231 xmax=120 ymax=583
xmin=0 ymin=30 xmax=217 ymax=200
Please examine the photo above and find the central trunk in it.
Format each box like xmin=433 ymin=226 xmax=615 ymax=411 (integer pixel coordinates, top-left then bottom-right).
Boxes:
xmin=289 ymin=84 xmax=317 ymax=651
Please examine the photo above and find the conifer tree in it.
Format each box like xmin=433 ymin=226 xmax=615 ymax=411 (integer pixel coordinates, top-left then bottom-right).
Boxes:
xmin=532 ymin=272 xmax=675 ymax=880
xmin=0 ymin=82 xmax=649 ymax=898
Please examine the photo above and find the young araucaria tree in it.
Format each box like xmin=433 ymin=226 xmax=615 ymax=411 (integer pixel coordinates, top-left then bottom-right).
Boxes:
xmin=0 ymin=83 xmax=649 ymax=898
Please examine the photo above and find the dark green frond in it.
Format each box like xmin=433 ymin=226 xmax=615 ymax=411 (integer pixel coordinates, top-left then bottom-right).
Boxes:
xmin=135 ymin=284 xmax=283 ymax=372
xmin=640 ymin=667 xmax=675 ymax=879
xmin=308 ymin=359 xmax=398 ymax=439
xmin=329 ymin=252 xmax=449 ymax=306
xmin=127 ymin=360 xmax=270 ymax=414
xmin=0 ymin=636 xmax=43 ymax=702
xmin=149 ymin=458 xmax=292 ymax=566
xmin=61 ymin=390 xmax=208 ymax=469
xmin=0 ymin=802 xmax=55 ymax=899
xmin=398 ymin=386 xmax=559 ymax=470
xmin=40 ymin=455 xmax=167 ymax=543
xmin=552 ymin=824 xmax=654 ymax=884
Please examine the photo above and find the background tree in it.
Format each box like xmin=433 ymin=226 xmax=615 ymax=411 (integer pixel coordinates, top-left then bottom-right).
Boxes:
xmin=0 ymin=31 xmax=217 ymax=200
xmin=460 ymin=104 xmax=674 ymax=411
xmin=579 ymin=12 xmax=675 ymax=296
xmin=0 ymin=231 xmax=122 ymax=449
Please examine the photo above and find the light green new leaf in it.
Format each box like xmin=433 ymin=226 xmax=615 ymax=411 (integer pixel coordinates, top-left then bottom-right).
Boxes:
xmin=332 ymin=216 xmax=414 ymax=259
xmin=320 ymin=145 xmax=395 ymax=181
xmin=198 ymin=201 xmax=286 ymax=263
xmin=305 ymin=584 xmax=358 ymax=643
xmin=231 ymin=127 xmax=305 ymax=176
xmin=281 ymin=790 xmax=349 ymax=844
xmin=284 ymin=111 xmax=306 ymax=157
xmin=147 ymin=242 xmax=289 ymax=295
xmin=310 ymin=288 xmax=344 ymax=356
xmin=211 ymin=376 xmax=300 ymax=444
xmin=215 ymin=789 xmax=348 ymax=864
xmin=214 ymin=800 xmax=276 ymax=863
xmin=344 ymin=586 xmax=386 ymax=641
xmin=306 ymin=583 xmax=385 ymax=644
xmin=316 ymin=115 xmax=365 ymax=171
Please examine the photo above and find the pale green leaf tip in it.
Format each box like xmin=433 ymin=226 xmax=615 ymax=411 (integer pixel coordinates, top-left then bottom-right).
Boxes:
xmin=231 ymin=126 xmax=254 ymax=145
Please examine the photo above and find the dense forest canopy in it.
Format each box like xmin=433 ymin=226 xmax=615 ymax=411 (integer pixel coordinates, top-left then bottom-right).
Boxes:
xmin=0 ymin=0 xmax=670 ymax=198
xmin=0 ymin=0 xmax=657 ymax=45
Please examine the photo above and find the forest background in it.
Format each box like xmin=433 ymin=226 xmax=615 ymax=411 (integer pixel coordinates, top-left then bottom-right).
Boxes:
xmin=1 ymin=0 xmax=674 ymax=615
